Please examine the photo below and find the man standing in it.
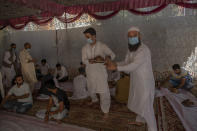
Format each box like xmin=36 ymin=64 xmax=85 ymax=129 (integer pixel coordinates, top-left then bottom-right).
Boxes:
xmin=19 ymin=42 xmax=37 ymax=92
xmin=2 ymin=43 xmax=17 ymax=88
xmin=82 ymin=27 xmax=115 ymax=119
xmin=107 ymin=27 xmax=157 ymax=131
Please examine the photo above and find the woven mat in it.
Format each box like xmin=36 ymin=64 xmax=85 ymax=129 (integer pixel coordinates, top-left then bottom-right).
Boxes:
xmin=26 ymin=96 xmax=184 ymax=131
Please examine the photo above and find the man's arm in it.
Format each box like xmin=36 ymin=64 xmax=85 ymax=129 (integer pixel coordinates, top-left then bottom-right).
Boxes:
xmin=103 ymin=44 xmax=115 ymax=60
xmin=58 ymin=67 xmax=66 ymax=80
xmin=14 ymin=93 xmax=30 ymax=99
xmin=82 ymin=47 xmax=90 ymax=65
xmin=44 ymin=97 xmax=54 ymax=122
xmin=19 ymin=51 xmax=35 ymax=64
xmin=0 ymin=95 xmax=11 ymax=108
xmin=177 ymin=78 xmax=186 ymax=89
xmin=49 ymin=101 xmax=64 ymax=115
xmin=4 ymin=52 xmax=13 ymax=64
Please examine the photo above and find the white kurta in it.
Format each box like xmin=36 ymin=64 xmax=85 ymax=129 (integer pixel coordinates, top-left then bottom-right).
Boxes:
xmin=82 ymin=41 xmax=115 ymax=94
xmin=54 ymin=66 xmax=68 ymax=80
xmin=117 ymin=44 xmax=157 ymax=131
xmin=36 ymin=95 xmax=67 ymax=120
xmin=40 ymin=63 xmax=49 ymax=76
xmin=70 ymin=74 xmax=88 ymax=100
xmin=19 ymin=49 xmax=37 ymax=91
xmin=2 ymin=51 xmax=16 ymax=87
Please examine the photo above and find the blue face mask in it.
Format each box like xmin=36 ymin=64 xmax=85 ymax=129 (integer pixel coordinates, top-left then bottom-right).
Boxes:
xmin=128 ymin=37 xmax=139 ymax=45
xmin=87 ymin=38 xmax=93 ymax=44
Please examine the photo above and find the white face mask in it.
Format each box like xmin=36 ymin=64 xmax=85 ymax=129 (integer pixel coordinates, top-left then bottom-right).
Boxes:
xmin=26 ymin=48 xmax=31 ymax=52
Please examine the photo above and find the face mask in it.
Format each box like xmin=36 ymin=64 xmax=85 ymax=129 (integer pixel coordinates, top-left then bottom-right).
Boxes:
xmin=26 ymin=48 xmax=30 ymax=52
xmin=128 ymin=37 xmax=139 ymax=45
xmin=87 ymin=38 xmax=93 ymax=44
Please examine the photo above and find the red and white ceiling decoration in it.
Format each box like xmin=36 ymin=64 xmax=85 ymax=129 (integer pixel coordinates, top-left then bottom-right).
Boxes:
xmin=0 ymin=0 xmax=197 ymax=29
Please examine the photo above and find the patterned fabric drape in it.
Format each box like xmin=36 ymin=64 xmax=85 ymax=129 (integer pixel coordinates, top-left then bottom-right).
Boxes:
xmin=1 ymin=0 xmax=197 ymax=29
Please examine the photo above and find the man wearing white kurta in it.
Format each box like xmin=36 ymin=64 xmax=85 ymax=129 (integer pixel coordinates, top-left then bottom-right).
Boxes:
xmin=2 ymin=44 xmax=17 ymax=88
xmin=54 ymin=64 xmax=68 ymax=82
xmin=70 ymin=69 xmax=88 ymax=100
xmin=107 ymin=27 xmax=157 ymax=131
xmin=82 ymin=27 xmax=115 ymax=118
xmin=19 ymin=43 xmax=37 ymax=92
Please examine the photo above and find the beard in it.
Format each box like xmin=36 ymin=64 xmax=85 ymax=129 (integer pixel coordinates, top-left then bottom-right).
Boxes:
xmin=17 ymin=82 xmax=23 ymax=86
xmin=128 ymin=41 xmax=141 ymax=52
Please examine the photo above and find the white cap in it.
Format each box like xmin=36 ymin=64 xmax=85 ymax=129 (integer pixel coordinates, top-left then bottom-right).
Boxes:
xmin=128 ymin=26 xmax=140 ymax=33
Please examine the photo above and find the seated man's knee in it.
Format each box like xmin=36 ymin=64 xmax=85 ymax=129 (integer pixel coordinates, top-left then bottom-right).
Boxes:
xmin=16 ymin=105 xmax=32 ymax=113
xmin=3 ymin=101 xmax=15 ymax=110
xmin=169 ymin=79 xmax=179 ymax=87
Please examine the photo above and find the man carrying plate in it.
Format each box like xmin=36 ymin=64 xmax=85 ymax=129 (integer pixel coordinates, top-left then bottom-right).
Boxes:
xmin=82 ymin=27 xmax=115 ymax=119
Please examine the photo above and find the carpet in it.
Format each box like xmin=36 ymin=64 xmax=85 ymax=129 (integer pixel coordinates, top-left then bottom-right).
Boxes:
xmin=155 ymin=96 xmax=185 ymax=131
xmin=24 ymin=95 xmax=185 ymax=131
xmin=157 ymin=88 xmax=197 ymax=131
xmin=0 ymin=110 xmax=94 ymax=131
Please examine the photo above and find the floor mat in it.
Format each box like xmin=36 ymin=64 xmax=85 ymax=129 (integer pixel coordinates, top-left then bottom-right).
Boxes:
xmin=24 ymin=96 xmax=185 ymax=131
xmin=0 ymin=110 xmax=94 ymax=131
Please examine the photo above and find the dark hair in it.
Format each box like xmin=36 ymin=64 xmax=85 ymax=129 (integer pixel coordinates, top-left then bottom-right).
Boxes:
xmin=128 ymin=42 xmax=141 ymax=52
xmin=78 ymin=68 xmax=85 ymax=74
xmin=83 ymin=27 xmax=96 ymax=36
xmin=41 ymin=59 xmax=46 ymax=63
xmin=56 ymin=63 xmax=61 ymax=68
xmin=80 ymin=62 xmax=83 ymax=65
xmin=172 ymin=64 xmax=180 ymax=70
xmin=10 ymin=43 xmax=16 ymax=46
xmin=24 ymin=42 xmax=30 ymax=47
xmin=46 ymin=79 xmax=56 ymax=89
xmin=14 ymin=75 xmax=23 ymax=82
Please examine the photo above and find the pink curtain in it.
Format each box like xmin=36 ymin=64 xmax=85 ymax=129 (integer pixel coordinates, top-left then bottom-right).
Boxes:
xmin=1 ymin=0 xmax=197 ymax=30
xmin=176 ymin=2 xmax=197 ymax=9
xmin=88 ymin=10 xmax=120 ymax=20
xmin=128 ymin=4 xmax=168 ymax=15
xmin=57 ymin=13 xmax=83 ymax=23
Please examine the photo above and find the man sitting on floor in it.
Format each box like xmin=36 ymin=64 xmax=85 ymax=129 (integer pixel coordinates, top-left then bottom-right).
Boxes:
xmin=169 ymin=64 xmax=193 ymax=92
xmin=40 ymin=59 xmax=50 ymax=77
xmin=0 ymin=75 xmax=33 ymax=113
xmin=79 ymin=62 xmax=86 ymax=73
xmin=54 ymin=63 xmax=68 ymax=83
xmin=69 ymin=68 xmax=88 ymax=100
xmin=38 ymin=69 xmax=54 ymax=95
xmin=35 ymin=64 xmax=42 ymax=80
xmin=36 ymin=79 xmax=70 ymax=123
xmin=108 ymin=70 xmax=120 ymax=96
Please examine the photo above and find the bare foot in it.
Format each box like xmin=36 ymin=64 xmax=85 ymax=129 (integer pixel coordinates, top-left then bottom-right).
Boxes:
xmin=87 ymin=101 xmax=94 ymax=106
xmin=103 ymin=113 xmax=109 ymax=120
xmin=87 ymin=101 xmax=98 ymax=106
xmin=128 ymin=121 xmax=144 ymax=126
